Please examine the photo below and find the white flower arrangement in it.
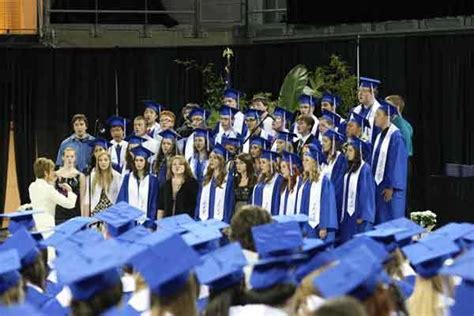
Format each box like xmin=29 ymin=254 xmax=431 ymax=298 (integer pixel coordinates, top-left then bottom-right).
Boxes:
xmin=410 ymin=210 xmax=437 ymax=229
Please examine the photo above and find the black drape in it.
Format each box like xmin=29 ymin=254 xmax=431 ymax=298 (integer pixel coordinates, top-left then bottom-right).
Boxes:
xmin=3 ymin=33 xmax=474 ymax=222
xmin=0 ymin=49 xmax=10 ymax=211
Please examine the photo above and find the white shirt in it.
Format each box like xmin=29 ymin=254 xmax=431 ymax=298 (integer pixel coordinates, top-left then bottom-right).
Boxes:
xmin=109 ymin=139 xmax=128 ymax=168
xmin=84 ymin=170 xmax=123 ymax=211
xmin=28 ymin=178 xmax=77 ymax=231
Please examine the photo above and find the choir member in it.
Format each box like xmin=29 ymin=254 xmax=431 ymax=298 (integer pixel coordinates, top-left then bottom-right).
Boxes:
xmin=352 ymin=77 xmax=382 ymax=144
xmin=214 ymin=105 xmax=239 ymax=145
xmin=106 ymin=115 xmax=129 ymax=172
xmin=321 ymin=129 xmax=348 ymax=223
xmin=133 ymin=115 xmax=159 ymax=155
xmin=56 ymin=114 xmax=95 ymax=173
xmin=339 ymin=138 xmax=375 ymax=243
xmin=294 ymin=114 xmax=316 ymax=156
xmin=345 ymin=112 xmax=373 ymax=161
xmin=117 ymin=146 xmax=159 ymax=220
xmin=142 ymin=100 xmax=163 ymax=139
xmin=0 ymin=250 xmax=24 ymax=305
xmin=279 ymin=151 xmax=303 ymax=215
xmin=195 ymin=144 xmax=235 ymax=223
xmin=249 ymin=136 xmax=268 ymax=174
xmin=250 ymin=95 xmax=274 ymax=136
xmin=187 ymin=128 xmax=211 ymax=182
xmin=153 ymin=129 xmax=181 ymax=185
xmin=272 ymin=131 xmax=296 ymax=153
xmin=272 ymin=106 xmax=293 ymax=133
xmin=372 ymin=101 xmax=408 ymax=224
xmin=87 ymin=137 xmax=112 ymax=173
xmin=184 ymin=107 xmax=210 ymax=161
xmin=297 ymin=145 xmax=338 ymax=242
xmin=121 ymin=135 xmax=147 ymax=176
xmin=221 ymin=88 xmax=245 ymax=135
xmin=251 ymin=150 xmax=283 ymax=215
xmin=158 ymin=155 xmax=199 ymax=219
xmin=242 ymin=109 xmax=271 ymax=153
xmin=292 ymin=94 xmax=319 ymax=138
xmin=84 ymin=152 xmax=122 ymax=216
xmin=234 ymin=153 xmax=257 ymax=212
xmin=318 ymin=110 xmax=342 ymax=141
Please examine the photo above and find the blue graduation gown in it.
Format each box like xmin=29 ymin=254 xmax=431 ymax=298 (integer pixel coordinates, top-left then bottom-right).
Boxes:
xmin=325 ymin=153 xmax=348 ymax=223
xmin=371 ymin=127 xmax=408 ymax=224
xmin=339 ymin=163 xmax=376 ymax=243
xmin=26 ymin=285 xmax=68 ymax=315
xmin=358 ymin=106 xmax=382 ymax=144
xmin=251 ymin=174 xmax=284 ymax=215
xmin=298 ymin=176 xmax=338 ymax=243
xmin=194 ymin=173 xmax=235 ymax=223
xmin=189 ymin=155 xmax=208 ymax=183
xmin=117 ymin=173 xmax=160 ymax=220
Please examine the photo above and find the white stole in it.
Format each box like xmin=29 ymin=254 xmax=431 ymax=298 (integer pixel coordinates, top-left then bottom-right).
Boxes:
xmin=373 ymin=124 xmax=398 ymax=185
xmin=184 ymin=132 xmax=195 ymax=161
xmin=343 ymin=162 xmax=365 ymax=219
xmin=199 ymin=181 xmax=212 ymax=221
xmin=296 ymin=179 xmax=323 ymax=228
xmin=321 ymin=152 xmax=340 ymax=180
xmin=199 ymin=176 xmax=228 ymax=221
xmin=127 ymin=174 xmax=150 ymax=216
xmin=261 ymin=174 xmax=279 ymax=213
xmin=109 ymin=140 xmax=128 ymax=167
xmin=279 ymin=177 xmax=300 ymax=215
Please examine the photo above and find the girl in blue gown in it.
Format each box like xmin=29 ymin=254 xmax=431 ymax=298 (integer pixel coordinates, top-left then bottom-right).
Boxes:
xmin=339 ymin=138 xmax=376 ymax=243
xmin=153 ymin=130 xmax=181 ymax=185
xmin=278 ymin=151 xmax=303 ymax=215
xmin=296 ymin=145 xmax=338 ymax=243
xmin=187 ymin=128 xmax=210 ymax=183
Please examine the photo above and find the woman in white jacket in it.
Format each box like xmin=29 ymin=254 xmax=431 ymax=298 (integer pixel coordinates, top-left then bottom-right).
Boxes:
xmin=28 ymin=157 xmax=77 ymax=232
xmin=84 ymin=152 xmax=122 ymax=216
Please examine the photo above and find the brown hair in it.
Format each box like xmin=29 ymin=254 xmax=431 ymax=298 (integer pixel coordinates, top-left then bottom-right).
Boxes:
xmin=0 ymin=278 xmax=24 ymax=305
xmin=150 ymin=274 xmax=198 ymax=316
xmin=71 ymin=114 xmax=88 ymax=127
xmin=385 ymin=95 xmax=405 ymax=113
xmin=92 ymin=152 xmax=114 ymax=195
xmin=303 ymin=157 xmax=320 ymax=183
xmin=21 ymin=253 xmax=47 ymax=290
xmin=33 ymin=157 xmax=55 ymax=179
xmin=280 ymin=162 xmax=301 ymax=193
xmin=314 ymin=296 xmax=368 ymax=316
xmin=167 ymin=155 xmax=195 ymax=181
xmin=363 ymin=284 xmax=396 ymax=316
xmin=296 ymin=114 xmax=315 ymax=130
xmin=229 ymin=205 xmax=272 ymax=252
xmin=235 ymin=153 xmax=257 ymax=187
xmin=160 ymin=110 xmax=176 ymax=123
xmin=134 ymin=116 xmax=146 ymax=124
xmin=258 ymin=159 xmax=278 ymax=184
xmin=70 ymin=282 xmax=123 ymax=316
xmin=203 ymin=153 xmax=227 ymax=187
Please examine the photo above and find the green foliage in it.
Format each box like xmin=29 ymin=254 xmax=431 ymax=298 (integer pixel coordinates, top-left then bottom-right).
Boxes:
xmin=309 ymin=55 xmax=358 ymax=116
xmin=278 ymin=64 xmax=309 ymax=111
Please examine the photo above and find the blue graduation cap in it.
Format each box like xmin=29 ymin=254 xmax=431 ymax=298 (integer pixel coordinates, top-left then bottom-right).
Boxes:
xmin=0 ymin=210 xmax=42 ymax=233
xmin=374 ymin=217 xmax=425 ymax=246
xmin=304 ymin=144 xmax=327 ymax=165
xmin=0 ymin=249 xmax=22 ymax=296
xmin=106 ymin=116 xmax=129 ymax=129
xmin=298 ymin=94 xmax=317 ymax=107
xmin=301 ymin=238 xmax=329 ymax=255
xmin=41 ymin=217 xmax=97 ymax=248
xmin=273 ymin=106 xmax=294 ymax=123
xmin=450 ymin=281 xmax=474 ymax=316
xmin=272 ymin=214 xmax=308 ymax=225
xmin=0 ymin=228 xmax=40 ymax=267
xmin=357 ymin=227 xmax=406 ymax=253
xmin=130 ymin=145 xmax=154 ymax=159
xmin=378 ymin=100 xmax=399 ymax=118
xmin=347 ymin=137 xmax=371 ymax=158
xmin=189 ymin=107 xmax=210 ymax=121
xmin=276 ymin=131 xmax=297 ymax=143
xmin=195 ymin=243 xmax=248 ymax=292
xmin=201 ymin=218 xmax=230 ymax=231
xmin=133 ymin=233 xmax=200 ymax=296
xmin=156 ymin=213 xmax=195 ymax=235
xmin=313 ymin=245 xmax=385 ymax=300
xmin=249 ymin=136 xmax=269 ymax=149
xmin=323 ymin=129 xmax=346 ymax=144
xmin=54 ymin=229 xmax=104 ymax=256
xmin=182 ymin=222 xmax=222 ymax=254
xmin=0 ymin=303 xmax=44 ymax=316
xmin=294 ymin=250 xmax=335 ymax=283
xmin=250 ymin=254 xmax=302 ymax=290
xmin=211 ymin=143 xmax=229 ymax=158
xmin=321 ymin=110 xmax=342 ymax=128
xmin=222 ymin=137 xmax=242 ymax=149
xmin=252 ymin=221 xmax=303 ymax=257
xmin=219 ymin=105 xmax=238 ymax=117
xmin=159 ymin=129 xmax=181 ymax=141
xmin=88 ymin=137 xmax=112 ymax=150
xmin=260 ymin=150 xmax=279 ymax=162
xmin=193 ymin=128 xmax=211 ymax=139
xmin=94 ymin=202 xmax=143 ymax=237
xmin=223 ymin=88 xmax=243 ymax=101
xmin=125 ymin=135 xmax=147 ymax=145
xmin=332 ymin=236 xmax=390 ymax=263
xmin=244 ymin=109 xmax=263 ymax=121
xmin=430 ymin=222 xmax=474 ymax=243
xmin=116 ymin=225 xmax=151 ymax=244
xmin=348 ymin=112 xmax=371 ymax=129
xmin=321 ymin=93 xmax=341 ymax=108
xmin=142 ymin=100 xmax=164 ymax=114
xmin=359 ymin=77 xmax=381 ymax=90
xmin=402 ymin=236 xmax=460 ymax=278
xmin=281 ymin=151 xmax=303 ymax=173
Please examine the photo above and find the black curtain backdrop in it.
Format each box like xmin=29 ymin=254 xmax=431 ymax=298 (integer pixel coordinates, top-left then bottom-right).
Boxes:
xmin=3 ymin=33 xmax=474 ymax=223
xmin=0 ymin=49 xmax=10 ymax=211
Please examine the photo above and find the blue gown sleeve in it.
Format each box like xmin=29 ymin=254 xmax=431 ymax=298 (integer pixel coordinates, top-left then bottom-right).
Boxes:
xmin=384 ymin=132 xmax=408 ymax=191
xmin=357 ymin=164 xmax=376 ymax=223
xmin=224 ymin=174 xmax=235 ymax=223
xmin=194 ymin=184 xmax=203 ymax=220
xmin=147 ymin=175 xmax=159 ymax=220
xmin=331 ymin=154 xmax=348 ymax=214
xmin=117 ymin=174 xmax=130 ymax=202
xmin=270 ymin=175 xmax=284 ymax=215
xmin=320 ymin=176 xmax=338 ymax=230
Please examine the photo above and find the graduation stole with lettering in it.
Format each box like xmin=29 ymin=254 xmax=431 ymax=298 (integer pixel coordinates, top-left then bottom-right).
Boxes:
xmin=373 ymin=124 xmax=398 ymax=185
xmin=199 ymin=175 xmax=228 ymax=221
xmin=342 ymin=162 xmax=365 ymax=219
xmin=128 ymin=174 xmax=150 ymax=215
xmin=297 ymin=179 xmax=323 ymax=228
